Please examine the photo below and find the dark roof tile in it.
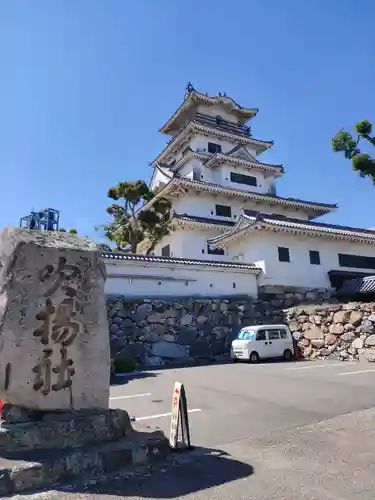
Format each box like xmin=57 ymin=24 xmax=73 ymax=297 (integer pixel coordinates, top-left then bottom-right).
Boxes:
xmin=243 ymin=210 xmax=375 ymax=235
xmin=102 ymin=252 xmax=260 ymax=270
xmin=173 ymin=213 xmax=235 ymax=227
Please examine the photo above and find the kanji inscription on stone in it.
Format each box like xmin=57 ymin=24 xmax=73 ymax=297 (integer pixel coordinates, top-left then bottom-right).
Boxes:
xmin=32 ymin=348 xmax=53 ymax=396
xmin=33 ymin=299 xmax=54 ymax=346
xmin=39 ymin=257 xmax=81 ymax=298
xmin=52 ymin=347 xmax=75 ymax=391
xmin=33 ymin=297 xmax=81 ymax=349
xmin=0 ymin=228 xmax=110 ymax=411
xmin=32 ymin=257 xmax=83 ymax=395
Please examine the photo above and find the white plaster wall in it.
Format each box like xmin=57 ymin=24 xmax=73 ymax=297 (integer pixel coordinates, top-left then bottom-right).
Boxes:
xmin=215 ymin=163 xmax=272 ymax=193
xmin=171 ymin=192 xmax=310 ymax=222
xmin=231 ymin=231 xmax=375 ymax=289
xmin=177 ymin=160 xmax=204 ymax=180
xmin=189 ymin=135 xmax=259 ymax=158
xmin=154 ymin=228 xmax=230 ymax=261
xmin=197 ymin=104 xmax=241 ymax=123
xmin=104 ymin=259 xmax=258 ymax=298
xmin=172 ymin=194 xmax=241 ymax=221
xmin=149 ymin=165 xmax=172 ymax=192
xmin=152 ymin=232 xmax=184 ymax=257
xmin=176 ymin=157 xmax=276 ymax=195
xmin=176 ymin=228 xmax=231 ymax=260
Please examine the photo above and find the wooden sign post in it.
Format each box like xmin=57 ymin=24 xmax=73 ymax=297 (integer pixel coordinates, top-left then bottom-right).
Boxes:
xmin=169 ymin=381 xmax=191 ymax=450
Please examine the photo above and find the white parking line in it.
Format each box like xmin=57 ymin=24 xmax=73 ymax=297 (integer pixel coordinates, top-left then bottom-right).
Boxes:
xmin=338 ymin=369 xmax=375 ymax=376
xmin=284 ymin=362 xmax=357 ymax=371
xmin=110 ymin=392 xmax=151 ymax=400
xmin=136 ymin=408 xmax=202 ymax=421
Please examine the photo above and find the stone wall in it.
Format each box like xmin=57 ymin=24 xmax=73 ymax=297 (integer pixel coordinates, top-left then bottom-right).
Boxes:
xmin=289 ymin=302 xmax=375 ymax=362
xmin=106 ymin=288 xmax=319 ymax=366
xmin=107 ymin=291 xmax=375 ymax=368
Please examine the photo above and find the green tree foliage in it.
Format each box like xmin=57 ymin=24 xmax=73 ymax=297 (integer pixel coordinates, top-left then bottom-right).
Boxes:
xmin=104 ymin=180 xmax=171 ymax=254
xmin=332 ymin=120 xmax=375 ymax=184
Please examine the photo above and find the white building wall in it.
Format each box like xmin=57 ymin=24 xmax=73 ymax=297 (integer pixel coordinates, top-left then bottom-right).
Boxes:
xmin=213 ymin=163 xmax=273 ymax=193
xmin=172 ymin=194 xmax=242 ymax=221
xmin=149 ymin=165 xmax=172 ymax=191
xmin=196 ymin=104 xmax=241 ymax=123
xmin=154 ymin=228 xmax=230 ymax=260
xmin=230 ymin=231 xmax=375 ymax=289
xmin=189 ymin=134 xmax=259 ymax=158
xmin=153 ymin=232 xmax=184 ymax=257
xmin=177 ymin=229 xmax=230 ymax=260
xmin=177 ymin=156 xmax=275 ymax=194
xmin=171 ymin=192 xmax=310 ymax=222
xmin=104 ymin=259 xmax=258 ymax=298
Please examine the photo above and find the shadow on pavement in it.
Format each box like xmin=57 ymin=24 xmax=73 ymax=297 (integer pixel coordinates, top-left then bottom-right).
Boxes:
xmin=56 ymin=447 xmax=254 ymax=498
xmin=110 ymin=371 xmax=158 ymax=386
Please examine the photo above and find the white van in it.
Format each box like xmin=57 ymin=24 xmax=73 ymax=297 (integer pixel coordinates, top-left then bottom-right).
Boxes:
xmin=231 ymin=324 xmax=294 ymax=363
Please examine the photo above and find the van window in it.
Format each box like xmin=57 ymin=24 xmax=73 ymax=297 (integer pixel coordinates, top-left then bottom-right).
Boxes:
xmin=268 ymin=329 xmax=280 ymax=340
xmin=256 ymin=330 xmax=266 ymax=341
xmin=236 ymin=329 xmax=256 ymax=341
xmin=279 ymin=329 xmax=288 ymax=339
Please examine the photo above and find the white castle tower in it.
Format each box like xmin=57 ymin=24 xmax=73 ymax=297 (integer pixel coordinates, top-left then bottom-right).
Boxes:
xmin=136 ymin=83 xmax=375 ymax=291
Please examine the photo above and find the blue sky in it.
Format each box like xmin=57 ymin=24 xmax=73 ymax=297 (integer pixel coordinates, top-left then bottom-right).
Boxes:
xmin=0 ymin=0 xmax=374 ymax=241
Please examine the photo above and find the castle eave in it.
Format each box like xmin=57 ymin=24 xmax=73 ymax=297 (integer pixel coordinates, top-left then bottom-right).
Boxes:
xmin=171 ymin=213 xmax=235 ymax=231
xmin=141 ymin=174 xmax=337 ymax=220
xmin=208 ymin=210 xmax=375 ymax=248
xmin=203 ymin=152 xmax=284 ymax=176
xmin=103 ymin=252 xmax=261 ymax=273
xmin=155 ymin=121 xmax=272 ymax=165
xmin=159 ymin=87 xmax=259 ymax=135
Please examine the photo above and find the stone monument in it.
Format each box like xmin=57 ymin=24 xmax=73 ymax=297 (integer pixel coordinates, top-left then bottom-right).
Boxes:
xmin=0 ymin=227 xmax=109 ymax=412
xmin=0 ymin=229 xmax=169 ymax=496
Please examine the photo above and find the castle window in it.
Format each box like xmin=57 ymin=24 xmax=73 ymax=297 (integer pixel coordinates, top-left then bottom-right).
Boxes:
xmin=207 ymin=244 xmax=225 ymax=256
xmin=230 ymin=172 xmax=257 ymax=187
xmin=338 ymin=253 xmax=375 ymax=270
xmin=161 ymin=244 xmax=170 ymax=257
xmin=208 ymin=142 xmax=222 ymax=154
xmin=278 ymin=247 xmax=290 ymax=263
xmin=309 ymin=250 xmax=321 ymax=265
xmin=215 ymin=204 xmax=232 ymax=217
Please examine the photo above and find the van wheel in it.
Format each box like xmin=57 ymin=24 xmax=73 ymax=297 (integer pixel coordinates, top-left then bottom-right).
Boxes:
xmin=249 ymin=351 xmax=260 ymax=363
xmin=283 ymin=349 xmax=293 ymax=361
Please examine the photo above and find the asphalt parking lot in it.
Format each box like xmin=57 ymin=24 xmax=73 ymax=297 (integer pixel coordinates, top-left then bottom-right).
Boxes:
xmin=110 ymin=359 xmax=375 ymax=448
xmin=19 ymin=360 xmax=375 ymax=499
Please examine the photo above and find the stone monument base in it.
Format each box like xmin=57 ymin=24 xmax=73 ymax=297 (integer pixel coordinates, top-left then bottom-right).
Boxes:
xmin=0 ymin=407 xmax=170 ymax=495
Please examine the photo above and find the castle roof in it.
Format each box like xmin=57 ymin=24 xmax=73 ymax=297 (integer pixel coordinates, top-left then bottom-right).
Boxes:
xmin=208 ymin=209 xmax=375 ymax=247
xmin=145 ymin=167 xmax=337 ymax=218
xmin=172 ymin=213 xmax=235 ymax=229
xmin=337 ymin=275 xmax=375 ymax=295
xmin=203 ymin=150 xmax=284 ymax=175
xmin=154 ymin=117 xmax=273 ymax=164
xmin=159 ymin=83 xmax=259 ymax=135
xmin=102 ymin=251 xmax=261 ymax=272
xmin=165 ymin=148 xmax=283 ymax=178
